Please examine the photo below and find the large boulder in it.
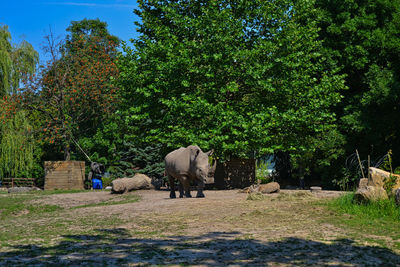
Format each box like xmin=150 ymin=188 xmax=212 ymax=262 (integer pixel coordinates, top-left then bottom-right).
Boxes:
xmin=369 ymin=167 xmax=400 ymax=193
xmin=354 ymin=168 xmax=400 ymax=202
xmin=358 ymin=178 xmax=368 ymax=189
xmin=111 ymin=173 xmax=154 ymax=194
xmin=354 ymin=186 xmax=388 ymax=203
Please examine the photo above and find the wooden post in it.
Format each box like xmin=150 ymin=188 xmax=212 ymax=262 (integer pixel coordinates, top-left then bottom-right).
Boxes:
xmin=368 ymin=155 xmax=370 ymax=180
xmin=356 ymin=149 xmax=365 ymax=179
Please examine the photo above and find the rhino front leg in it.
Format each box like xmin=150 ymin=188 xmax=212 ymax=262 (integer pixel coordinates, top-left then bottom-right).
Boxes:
xmin=196 ymin=180 xmax=205 ymax=198
xmin=168 ymin=176 xmax=176 ymax=199
xmin=181 ymin=177 xmax=192 ymax=198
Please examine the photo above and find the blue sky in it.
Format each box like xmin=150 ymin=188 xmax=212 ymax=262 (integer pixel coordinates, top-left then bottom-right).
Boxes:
xmin=1 ymin=0 xmax=140 ymax=62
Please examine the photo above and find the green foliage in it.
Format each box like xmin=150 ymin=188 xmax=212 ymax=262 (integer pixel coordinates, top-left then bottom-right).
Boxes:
xmin=119 ymin=0 xmax=346 ymax=160
xmin=0 ymin=24 xmax=38 ymax=96
xmin=381 ymin=150 xmax=393 ymax=173
xmin=256 ymin=159 xmax=272 ymax=184
xmin=383 ymin=175 xmax=398 ymax=198
xmin=113 ymin=142 xmax=165 ymax=181
xmin=21 ymin=20 xmax=119 ymax=160
xmin=77 ymin=118 xmax=124 ymax=165
xmin=332 ymin=168 xmax=358 ymax=191
xmin=327 ymin=193 xmax=400 ymax=222
xmin=65 ymin=18 xmax=119 ymax=53
xmin=101 ymin=176 xmax=113 ymax=188
xmin=0 ymin=25 xmax=41 ymax=181
xmin=0 ymin=111 xmax=39 ymax=179
xmin=315 ymin=0 xmax=400 ymax=166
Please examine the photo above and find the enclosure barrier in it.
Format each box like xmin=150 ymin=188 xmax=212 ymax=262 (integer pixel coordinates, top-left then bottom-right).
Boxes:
xmin=1 ymin=178 xmax=35 ymax=188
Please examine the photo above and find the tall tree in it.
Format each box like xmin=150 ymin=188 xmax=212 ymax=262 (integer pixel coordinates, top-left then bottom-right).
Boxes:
xmin=118 ymin=0 xmax=346 ymax=161
xmin=65 ymin=18 xmax=119 ymax=51
xmin=0 ymin=25 xmax=39 ymax=179
xmin=22 ymin=21 xmax=119 ymax=160
xmin=0 ymin=110 xmax=36 ymax=178
xmin=0 ymin=24 xmax=38 ymax=96
xmin=315 ymin=0 xmax=400 ymax=165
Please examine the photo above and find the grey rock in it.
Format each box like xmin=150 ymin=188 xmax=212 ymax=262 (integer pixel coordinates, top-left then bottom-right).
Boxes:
xmin=8 ymin=187 xmax=38 ymax=193
xmin=310 ymin=186 xmax=322 ymax=192
xmin=358 ymin=178 xmax=368 ymax=189
xmin=354 ymin=186 xmax=388 ymax=203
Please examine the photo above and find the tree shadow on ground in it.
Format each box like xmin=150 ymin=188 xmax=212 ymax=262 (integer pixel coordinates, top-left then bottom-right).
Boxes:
xmin=1 ymin=229 xmax=399 ymax=266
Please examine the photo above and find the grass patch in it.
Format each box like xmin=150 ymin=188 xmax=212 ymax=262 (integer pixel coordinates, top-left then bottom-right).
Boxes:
xmin=246 ymin=191 xmax=314 ymax=201
xmin=30 ymin=189 xmax=87 ymax=195
xmin=246 ymin=192 xmax=267 ymax=200
xmin=0 ymin=194 xmax=63 ymax=220
xmin=0 ymin=189 xmax=129 ymax=220
xmin=327 ymin=192 xmax=400 ymax=221
xmin=323 ymin=192 xmax=400 ymax=241
xmin=73 ymin=194 xmax=140 ymax=209
xmin=276 ymin=191 xmax=313 ymax=201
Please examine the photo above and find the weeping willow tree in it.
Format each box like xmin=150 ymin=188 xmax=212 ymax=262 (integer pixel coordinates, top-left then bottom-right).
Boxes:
xmin=0 ymin=24 xmax=38 ymax=96
xmin=0 ymin=24 xmax=39 ymax=180
xmin=0 ymin=111 xmax=36 ymax=178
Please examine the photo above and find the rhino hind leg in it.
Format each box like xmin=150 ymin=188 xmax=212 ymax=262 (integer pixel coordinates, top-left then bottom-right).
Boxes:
xmin=178 ymin=183 xmax=184 ymax=198
xmin=168 ymin=176 xmax=176 ymax=199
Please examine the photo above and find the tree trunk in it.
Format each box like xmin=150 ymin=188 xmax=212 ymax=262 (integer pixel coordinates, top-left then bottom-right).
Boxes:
xmin=64 ymin=143 xmax=71 ymax=161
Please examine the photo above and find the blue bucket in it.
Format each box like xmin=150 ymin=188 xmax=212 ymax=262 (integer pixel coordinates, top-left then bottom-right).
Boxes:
xmin=92 ymin=178 xmax=103 ymax=189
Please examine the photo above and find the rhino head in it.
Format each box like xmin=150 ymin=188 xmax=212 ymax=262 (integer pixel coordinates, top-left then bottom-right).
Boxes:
xmin=190 ymin=147 xmax=217 ymax=184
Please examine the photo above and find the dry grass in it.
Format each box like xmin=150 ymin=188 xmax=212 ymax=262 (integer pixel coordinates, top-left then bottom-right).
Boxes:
xmin=0 ymin=189 xmax=399 ymax=266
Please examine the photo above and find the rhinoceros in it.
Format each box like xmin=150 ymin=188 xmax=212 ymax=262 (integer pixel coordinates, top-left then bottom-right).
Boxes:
xmin=165 ymin=145 xmax=216 ymax=198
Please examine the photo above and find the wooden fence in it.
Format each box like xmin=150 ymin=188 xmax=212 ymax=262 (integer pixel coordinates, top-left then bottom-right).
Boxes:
xmin=1 ymin=178 xmax=35 ymax=188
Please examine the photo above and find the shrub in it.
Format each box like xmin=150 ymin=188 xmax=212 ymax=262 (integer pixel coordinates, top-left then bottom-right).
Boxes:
xmin=112 ymin=142 xmax=165 ymax=186
xmin=328 ymin=193 xmax=400 ymax=221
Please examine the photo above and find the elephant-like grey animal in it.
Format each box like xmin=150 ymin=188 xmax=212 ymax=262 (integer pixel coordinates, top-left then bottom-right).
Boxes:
xmin=165 ymin=145 xmax=216 ymax=198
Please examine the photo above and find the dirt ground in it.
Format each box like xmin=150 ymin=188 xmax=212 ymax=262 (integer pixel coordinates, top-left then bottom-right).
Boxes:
xmin=2 ymin=189 xmax=400 ymax=266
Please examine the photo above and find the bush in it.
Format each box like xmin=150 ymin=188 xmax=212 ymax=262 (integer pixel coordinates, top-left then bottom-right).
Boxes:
xmin=101 ymin=176 xmax=113 ymax=188
xmin=112 ymin=142 xmax=165 ymax=184
xmin=328 ymin=193 xmax=400 ymax=221
xmin=256 ymin=158 xmax=273 ymax=184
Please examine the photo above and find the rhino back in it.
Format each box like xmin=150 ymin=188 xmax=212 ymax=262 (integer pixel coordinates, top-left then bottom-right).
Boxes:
xmin=165 ymin=147 xmax=191 ymax=178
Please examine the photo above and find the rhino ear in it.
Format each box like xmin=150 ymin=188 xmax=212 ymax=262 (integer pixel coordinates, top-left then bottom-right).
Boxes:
xmin=190 ymin=147 xmax=200 ymax=162
xmin=206 ymin=149 xmax=214 ymax=156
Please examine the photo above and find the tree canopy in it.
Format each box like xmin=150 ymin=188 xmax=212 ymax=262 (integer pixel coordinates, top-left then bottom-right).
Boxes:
xmin=21 ymin=19 xmax=119 ymax=160
xmin=0 ymin=25 xmax=39 ymax=179
xmin=118 ymin=0 xmax=346 ymax=160
xmin=0 ymin=25 xmax=38 ymax=96
xmin=315 ymin=0 xmax=400 ymax=166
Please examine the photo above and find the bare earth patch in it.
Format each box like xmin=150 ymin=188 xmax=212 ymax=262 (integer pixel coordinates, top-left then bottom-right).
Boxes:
xmin=1 ymin=189 xmax=399 ymax=266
